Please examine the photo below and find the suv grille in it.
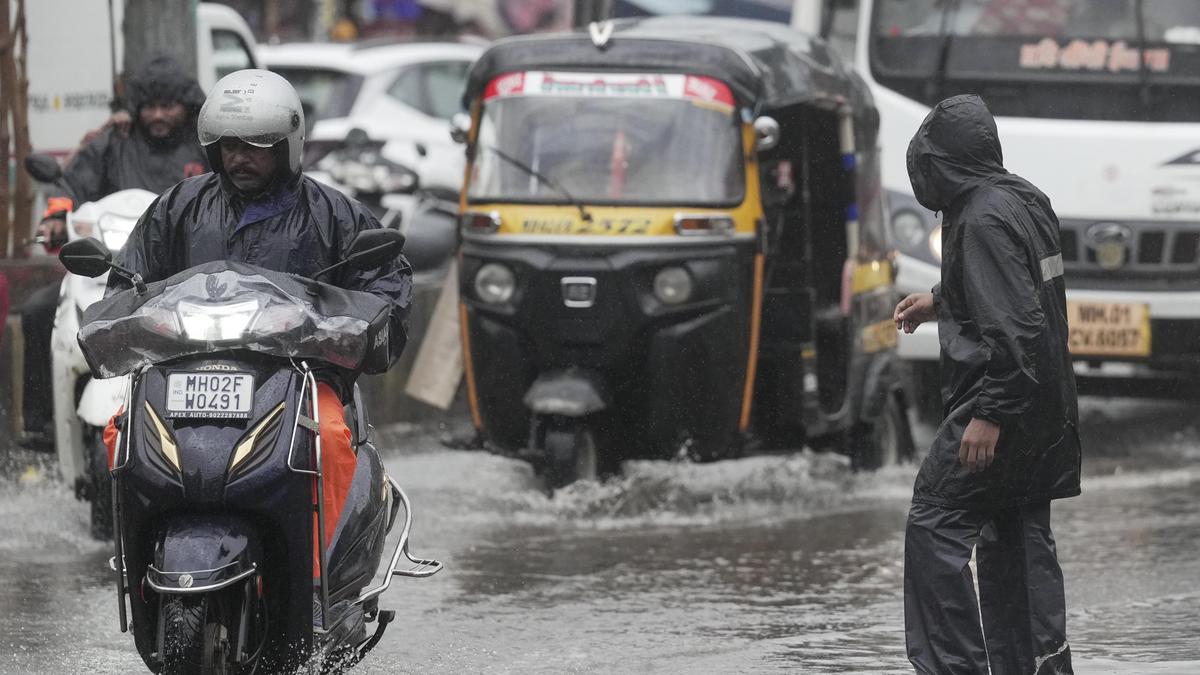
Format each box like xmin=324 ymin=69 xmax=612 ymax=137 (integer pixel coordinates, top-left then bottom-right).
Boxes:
xmin=1060 ymin=220 xmax=1200 ymax=284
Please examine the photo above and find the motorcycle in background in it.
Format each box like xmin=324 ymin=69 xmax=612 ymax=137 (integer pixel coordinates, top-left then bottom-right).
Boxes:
xmin=59 ymin=229 xmax=441 ymax=673
xmin=308 ymin=130 xmax=459 ymax=284
xmin=25 ymin=153 xmax=153 ymax=538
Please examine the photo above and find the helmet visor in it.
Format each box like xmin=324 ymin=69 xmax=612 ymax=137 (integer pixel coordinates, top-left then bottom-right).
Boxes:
xmin=198 ymin=126 xmax=287 ymax=148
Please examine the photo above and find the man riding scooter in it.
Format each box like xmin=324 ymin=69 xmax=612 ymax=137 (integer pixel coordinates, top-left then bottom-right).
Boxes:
xmin=20 ymin=55 xmax=208 ymax=449
xmin=102 ymin=69 xmax=413 ymax=615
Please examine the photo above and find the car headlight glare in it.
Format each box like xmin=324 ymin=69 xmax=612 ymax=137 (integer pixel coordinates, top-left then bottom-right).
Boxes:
xmin=892 ymin=210 xmax=927 ymax=250
xmin=929 ymin=225 xmax=943 ymax=262
xmin=475 ymin=263 xmax=515 ymax=304
xmin=653 ymin=266 xmax=693 ymax=305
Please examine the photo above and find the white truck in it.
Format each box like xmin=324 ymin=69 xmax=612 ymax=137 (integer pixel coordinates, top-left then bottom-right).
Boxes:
xmin=605 ymin=0 xmax=1200 ymax=416
xmin=794 ymin=0 xmax=1200 ymax=417
xmin=25 ymin=1 xmax=258 ymax=155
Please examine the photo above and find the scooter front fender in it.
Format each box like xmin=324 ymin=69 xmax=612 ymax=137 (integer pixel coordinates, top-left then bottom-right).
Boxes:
xmin=145 ymin=514 xmax=262 ymax=594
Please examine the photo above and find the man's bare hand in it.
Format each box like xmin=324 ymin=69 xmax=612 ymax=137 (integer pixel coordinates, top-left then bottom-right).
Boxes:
xmin=959 ymin=417 xmax=1000 ymax=473
xmin=894 ymin=292 xmax=936 ymax=333
xmin=109 ymin=110 xmax=133 ymax=136
xmin=36 ymin=217 xmax=67 ymax=249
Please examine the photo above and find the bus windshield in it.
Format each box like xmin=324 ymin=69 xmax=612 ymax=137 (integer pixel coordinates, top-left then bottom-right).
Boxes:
xmin=870 ymin=0 xmax=1200 ymax=121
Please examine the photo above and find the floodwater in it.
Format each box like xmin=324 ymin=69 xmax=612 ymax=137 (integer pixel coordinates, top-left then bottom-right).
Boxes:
xmin=2 ymin=398 xmax=1199 ymax=674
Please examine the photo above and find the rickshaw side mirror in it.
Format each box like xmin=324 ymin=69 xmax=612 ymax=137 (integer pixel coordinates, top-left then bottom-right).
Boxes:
xmin=754 ymin=117 xmax=781 ymax=152
xmin=450 ymin=112 xmax=471 ymax=145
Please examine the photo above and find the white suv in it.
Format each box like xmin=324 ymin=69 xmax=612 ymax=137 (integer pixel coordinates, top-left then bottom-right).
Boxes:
xmin=259 ymin=40 xmax=483 ymax=193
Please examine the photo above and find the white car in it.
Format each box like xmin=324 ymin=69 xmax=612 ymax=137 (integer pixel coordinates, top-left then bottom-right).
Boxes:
xmin=259 ymin=40 xmax=483 ymax=193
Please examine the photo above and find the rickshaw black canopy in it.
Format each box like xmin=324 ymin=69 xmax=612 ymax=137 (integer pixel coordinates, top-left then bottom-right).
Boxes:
xmin=464 ymin=17 xmax=878 ymax=141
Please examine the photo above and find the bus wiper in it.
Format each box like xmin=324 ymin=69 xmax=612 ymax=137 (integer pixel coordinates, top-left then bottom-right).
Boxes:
xmin=1134 ymin=0 xmax=1153 ymax=120
xmin=924 ymin=0 xmax=960 ymax=104
xmin=480 ymin=144 xmax=594 ymax=222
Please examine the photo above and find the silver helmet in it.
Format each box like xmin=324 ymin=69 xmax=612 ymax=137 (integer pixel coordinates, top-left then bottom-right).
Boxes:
xmin=198 ymin=69 xmax=305 ymax=176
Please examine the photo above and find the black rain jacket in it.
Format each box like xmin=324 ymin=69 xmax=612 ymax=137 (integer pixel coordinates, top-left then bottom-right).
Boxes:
xmin=907 ymin=95 xmax=1081 ymax=509
xmin=59 ymin=56 xmax=209 ymax=205
xmin=106 ymin=172 xmax=414 ymax=391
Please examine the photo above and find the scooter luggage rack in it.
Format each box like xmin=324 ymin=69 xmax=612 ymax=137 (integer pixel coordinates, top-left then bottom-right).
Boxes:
xmin=355 ymin=475 xmax=443 ymax=609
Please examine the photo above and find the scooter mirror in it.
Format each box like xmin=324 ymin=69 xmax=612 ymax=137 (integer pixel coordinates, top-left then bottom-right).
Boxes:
xmin=59 ymin=237 xmax=114 ymax=278
xmin=24 ymin=153 xmax=63 ymax=184
xmin=450 ymin=112 xmax=471 ymax=145
xmin=312 ymin=228 xmax=406 ymax=283
xmin=344 ymin=228 xmax=406 ymax=273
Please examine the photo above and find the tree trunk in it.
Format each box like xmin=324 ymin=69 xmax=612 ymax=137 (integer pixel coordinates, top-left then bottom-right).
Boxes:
xmin=123 ymin=0 xmax=197 ymax=80
xmin=0 ymin=0 xmax=14 ymax=258
xmin=11 ymin=0 xmax=31 ymax=257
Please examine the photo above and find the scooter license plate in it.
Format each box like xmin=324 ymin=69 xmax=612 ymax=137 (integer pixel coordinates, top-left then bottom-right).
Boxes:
xmin=165 ymin=372 xmax=255 ymax=419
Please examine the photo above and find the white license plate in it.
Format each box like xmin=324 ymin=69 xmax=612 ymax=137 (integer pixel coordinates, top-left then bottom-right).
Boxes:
xmin=166 ymin=372 xmax=255 ymax=419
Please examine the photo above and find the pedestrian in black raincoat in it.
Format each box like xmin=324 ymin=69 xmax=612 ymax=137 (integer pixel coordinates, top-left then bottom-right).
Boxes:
xmin=893 ymin=95 xmax=1081 ymax=674
xmin=18 ymin=55 xmax=209 ymax=450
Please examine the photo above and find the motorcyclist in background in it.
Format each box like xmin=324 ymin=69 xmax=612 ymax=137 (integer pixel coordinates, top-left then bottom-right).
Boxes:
xmin=103 ymin=69 xmax=413 ymax=587
xmin=18 ymin=55 xmax=208 ymax=450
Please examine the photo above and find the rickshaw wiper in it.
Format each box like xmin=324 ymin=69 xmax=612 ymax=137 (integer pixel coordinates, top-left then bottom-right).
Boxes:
xmin=481 ymin=144 xmax=594 ymax=222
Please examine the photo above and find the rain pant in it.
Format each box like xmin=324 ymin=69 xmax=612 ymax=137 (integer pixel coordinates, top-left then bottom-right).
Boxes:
xmin=56 ymin=55 xmax=209 ymax=206
xmin=903 ymin=95 xmax=1081 ymax=674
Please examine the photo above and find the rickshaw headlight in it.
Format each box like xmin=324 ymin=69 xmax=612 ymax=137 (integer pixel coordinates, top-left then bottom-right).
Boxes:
xmin=892 ymin=210 xmax=927 ymax=250
xmin=475 ymin=263 xmax=515 ymax=304
xmin=654 ymin=267 xmax=693 ymax=305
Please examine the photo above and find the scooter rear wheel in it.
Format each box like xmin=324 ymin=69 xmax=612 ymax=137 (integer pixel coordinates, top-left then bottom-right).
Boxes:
xmin=160 ymin=595 xmax=230 ymax=675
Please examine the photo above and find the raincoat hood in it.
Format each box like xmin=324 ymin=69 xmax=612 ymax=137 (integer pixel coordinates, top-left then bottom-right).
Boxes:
xmin=906 ymin=94 xmax=1006 ymax=213
xmin=126 ymin=55 xmax=207 ymax=115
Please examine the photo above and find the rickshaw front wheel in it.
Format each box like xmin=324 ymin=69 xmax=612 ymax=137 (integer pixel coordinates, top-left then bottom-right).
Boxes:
xmin=543 ymin=424 xmax=610 ymax=490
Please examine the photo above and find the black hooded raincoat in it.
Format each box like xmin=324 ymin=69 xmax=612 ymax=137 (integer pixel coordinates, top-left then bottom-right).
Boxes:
xmin=106 ymin=172 xmax=414 ymax=390
xmin=907 ymin=95 xmax=1081 ymax=509
xmin=60 ymin=56 xmax=209 ymax=204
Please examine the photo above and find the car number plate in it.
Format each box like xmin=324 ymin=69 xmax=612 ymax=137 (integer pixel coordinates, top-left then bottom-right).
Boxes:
xmin=1066 ymin=301 xmax=1150 ymax=358
xmin=166 ymin=372 xmax=255 ymax=419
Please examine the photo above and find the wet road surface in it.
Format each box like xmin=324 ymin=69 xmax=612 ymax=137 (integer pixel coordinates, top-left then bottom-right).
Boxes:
xmin=2 ymin=397 xmax=1199 ymax=674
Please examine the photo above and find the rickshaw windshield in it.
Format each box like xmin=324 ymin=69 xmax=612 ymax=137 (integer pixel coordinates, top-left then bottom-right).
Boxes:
xmin=469 ymin=72 xmax=745 ymax=207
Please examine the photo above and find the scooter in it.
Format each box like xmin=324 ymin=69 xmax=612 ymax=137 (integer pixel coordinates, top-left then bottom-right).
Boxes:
xmin=59 ymin=229 xmax=441 ymax=674
xmin=25 ymin=153 xmax=153 ymax=538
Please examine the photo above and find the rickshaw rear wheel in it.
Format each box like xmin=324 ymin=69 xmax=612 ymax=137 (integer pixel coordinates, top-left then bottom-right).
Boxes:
xmin=848 ymin=391 xmax=915 ymax=470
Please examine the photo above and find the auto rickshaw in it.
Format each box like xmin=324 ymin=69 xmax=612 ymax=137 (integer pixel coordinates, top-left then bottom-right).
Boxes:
xmin=454 ymin=17 xmax=913 ymax=487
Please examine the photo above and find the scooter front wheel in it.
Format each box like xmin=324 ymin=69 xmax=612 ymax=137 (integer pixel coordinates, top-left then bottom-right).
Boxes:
xmin=160 ymin=595 xmax=230 ymax=675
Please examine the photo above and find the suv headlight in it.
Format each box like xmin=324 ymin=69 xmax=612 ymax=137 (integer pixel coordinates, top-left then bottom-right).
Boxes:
xmin=887 ymin=190 xmax=942 ymax=265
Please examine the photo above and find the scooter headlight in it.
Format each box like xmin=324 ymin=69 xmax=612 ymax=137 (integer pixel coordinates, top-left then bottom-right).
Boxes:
xmin=474 ymin=263 xmax=515 ymax=304
xmin=653 ymin=266 xmax=693 ymax=305
xmin=96 ymin=213 xmax=137 ymax=251
xmin=177 ymin=299 xmax=261 ymax=342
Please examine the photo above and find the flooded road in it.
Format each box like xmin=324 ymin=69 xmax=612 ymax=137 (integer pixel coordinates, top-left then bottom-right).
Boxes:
xmin=2 ymin=397 xmax=1199 ymax=674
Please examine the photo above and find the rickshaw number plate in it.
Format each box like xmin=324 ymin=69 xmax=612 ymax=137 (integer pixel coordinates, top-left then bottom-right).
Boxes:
xmin=1066 ymin=301 xmax=1150 ymax=358
xmin=165 ymin=372 xmax=255 ymax=419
